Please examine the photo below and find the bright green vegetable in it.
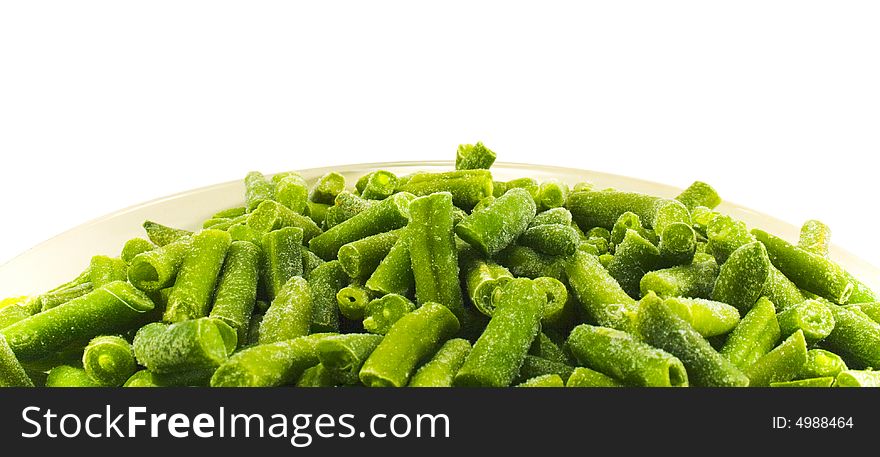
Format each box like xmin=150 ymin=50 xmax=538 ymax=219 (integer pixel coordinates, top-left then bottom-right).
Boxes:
xmin=606 ymin=229 xmax=661 ymax=298
xmin=535 ymin=180 xmax=569 ymax=211
xmin=82 ymin=335 xmax=136 ymax=387
xmin=640 ymin=257 xmax=719 ymax=299
xmin=516 ymin=374 xmax=564 ymax=387
xmin=259 ymin=276 xmax=312 ymax=344
xmin=46 ymin=365 xmax=101 ymax=388
xmin=338 ymin=229 xmax=402 ymax=279
xmin=456 ymin=188 xmax=536 ymax=257
xmin=710 ymin=242 xmax=770 ymax=313
xmin=316 ymin=333 xmax=384 ymax=379
xmin=408 ymin=192 xmax=464 ymax=318
xmin=566 ymin=366 xmax=625 ymax=387
xmin=821 ymin=303 xmax=880 ymax=369
xmin=771 ymin=377 xmax=834 ymax=388
xmin=1 ymin=333 xmax=33 ymax=387
xmin=798 ymin=349 xmax=848 ymax=379
xmin=455 ymin=142 xmax=496 ymax=170
xmin=133 ymin=318 xmax=235 ymax=374
xmin=798 ymin=219 xmax=831 ymax=257
xmin=275 ymin=173 xmax=310 ymax=214
xmin=309 ymin=192 xmax=413 ymax=260
xmin=835 ymin=370 xmax=880 ymax=387
xmin=209 ymin=241 xmax=261 ymax=343
xmin=310 ymin=172 xmax=346 ymax=205
xmin=360 ymin=170 xmax=399 ymax=200
xmin=127 ymin=236 xmax=193 ymax=292
xmin=210 ymin=333 xmax=335 ymax=387
xmin=776 ymin=300 xmax=835 ymax=344
xmin=164 ymin=229 xmax=231 ymax=322
xmin=675 ymin=181 xmax=721 ymax=211
xmin=519 ymin=223 xmax=580 ymax=256
xmin=260 ymin=227 xmax=304 ymax=301
xmin=248 ymin=200 xmax=323 ymax=242
xmin=245 ymin=171 xmax=275 ymax=212
xmin=142 ymin=220 xmax=192 ymax=247
xmin=308 ymin=261 xmax=349 ymax=333
xmin=363 ymin=294 xmax=415 ymax=335
xmin=336 ymin=283 xmax=374 ymax=321
xmin=396 ymin=170 xmax=493 ymax=209
xmin=409 ymin=338 xmax=472 ymax=387
xmin=565 ymin=250 xmax=636 ymax=330
xmin=463 ymin=258 xmax=513 ymax=317
xmin=743 ymin=330 xmax=808 ymax=387
xmin=120 ymin=238 xmax=155 ymax=264
xmin=720 ymin=297 xmax=781 ymax=369
xmin=662 ymin=297 xmax=740 ymax=337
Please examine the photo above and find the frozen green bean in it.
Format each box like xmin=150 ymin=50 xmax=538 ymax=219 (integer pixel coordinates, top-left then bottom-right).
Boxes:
xmin=134 ymin=318 xmax=235 ymax=374
xmin=408 ymin=192 xmax=464 ymax=318
xmin=776 ymin=300 xmax=835 ymax=344
xmin=753 ymin=229 xmax=853 ymax=304
xmin=798 ymin=349 xmax=848 ymax=379
xmin=743 ymin=330 xmax=808 ymax=387
xmin=565 ymin=250 xmax=636 ymax=329
xmin=454 ymin=279 xmax=545 ymax=387
xmin=456 ymin=188 xmax=536 ymax=257
xmin=519 ymin=223 xmax=580 ymax=257
xmin=324 ymin=191 xmax=375 ymax=229
xmin=310 ymin=172 xmax=346 ymax=205
xmin=0 ymin=304 xmax=32 ymax=331
xmin=835 ymin=370 xmax=880 ymax=387
xmin=637 ymin=293 xmax=749 ymax=387
xmin=658 ymin=222 xmax=697 ymax=267
xmin=360 ymin=303 xmax=460 ymax=387
xmin=82 ymin=335 xmax=136 ymax=387
xmin=248 ymin=200 xmax=323 ymax=242
xmin=302 ymin=249 xmax=325 ymax=280
xmin=46 ymin=365 xmax=101 ymax=388
xmin=336 ymin=283 xmax=374 ymax=320
xmin=516 ymin=356 xmax=574 ymax=383
xmin=530 ymin=207 xmax=573 ymax=227
xmin=142 ymin=220 xmax=192 ymax=247
xmin=846 ymin=302 xmax=880 ymax=324
xmin=1 ymin=333 xmax=33 ymax=387
xmin=363 ymin=294 xmax=415 ymax=335
xmin=213 ymin=206 xmax=247 ymax=219
xmin=164 ymin=229 xmax=231 ymax=322
xmin=211 ymin=333 xmax=335 ymax=387
xmin=261 ymin=227 xmax=304 ymax=301
xmin=245 ymin=171 xmax=275 ymax=212
xmin=259 ymin=276 xmax=312 ymax=344
xmin=535 ymin=180 xmax=569 ymax=211
xmin=228 ymin=223 xmax=263 ymax=246
xmin=567 ymin=190 xmax=690 ymax=237
xmin=662 ymin=297 xmax=740 ymax=337
xmin=495 ymin=245 xmax=566 ymax=281
xmin=317 ymin=333 xmax=383 ymax=378
xmin=2 ymin=281 xmax=154 ymax=361
xmin=123 ymin=368 xmax=215 ymax=387
xmin=338 ymin=229 xmax=401 ymax=279
xmin=308 ymin=261 xmax=349 ymax=333
xmin=209 ymin=241 xmax=260 ymax=343
xmin=771 ymin=377 xmax=834 ymax=388
xmin=720 ymin=297 xmax=780 ymax=368
xmin=306 ymin=201 xmax=330 ymax=227
xmin=296 ymin=363 xmax=344 ymax=387
xmin=121 ymin=238 xmax=155 ymax=264
xmin=610 ymin=211 xmax=657 ymax=248
xmin=675 ymin=181 xmax=721 ymax=211
xmin=409 ymin=338 xmax=472 ymax=387
xmin=365 ymin=231 xmax=414 ymax=297
xmin=397 ymin=170 xmax=493 ymax=209
xmin=360 ymin=170 xmax=398 ymax=200
xmin=275 ymin=174 xmax=309 ymax=214
xmin=566 ymin=324 xmax=688 ymax=387
xmin=640 ymin=257 xmax=719 ymax=299
xmin=516 ymin=374 xmax=564 ymax=387
xmin=455 ymin=142 xmax=496 ymax=170
xmin=821 ymin=303 xmax=880 ymax=369
xmin=710 ymin=242 xmax=770 ymax=313
xmin=607 ymin=229 xmax=661 ymax=298
xmin=309 ymin=192 xmax=413 ymax=260
xmin=798 ymin=220 xmax=831 ymax=257
xmin=463 ymin=258 xmax=513 ymax=317
xmin=566 ymin=366 xmax=625 ymax=387
xmin=534 ymin=277 xmax=569 ymax=325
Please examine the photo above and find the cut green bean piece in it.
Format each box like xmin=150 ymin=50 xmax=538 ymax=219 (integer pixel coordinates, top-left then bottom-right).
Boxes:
xmin=397 ymin=170 xmax=494 ymax=210
xmin=296 ymin=363 xmax=343 ymax=387
xmin=637 ymin=293 xmax=749 ymax=387
xmin=763 ymin=267 xmax=807 ymax=312
xmin=309 ymin=192 xmax=413 ymax=260
xmin=245 ymin=171 xmax=275 ymax=212
xmin=566 ymin=324 xmax=687 ymax=387
xmin=46 ymin=365 xmax=100 ymax=388
xmin=317 ymin=333 xmax=383 ymax=378
xmin=360 ymin=170 xmax=398 ymax=200
xmin=846 ymin=302 xmax=880 ymax=324
xmin=531 ymin=207 xmax=573 ymax=227
xmin=133 ymin=318 xmax=235 ymax=374
xmin=847 ymin=276 xmax=878 ymax=304
xmin=607 ymin=229 xmax=661 ymax=298
xmin=720 ymin=297 xmax=780 ymax=369
xmin=798 ymin=220 xmax=831 ymax=257
xmin=37 ymin=282 xmax=94 ymax=312
xmin=1 ymin=281 xmax=154 ymax=361
xmin=121 ymin=238 xmax=155 ymax=264
xmin=127 ymin=236 xmax=194 ymax=293
xmin=324 ymin=191 xmax=375 ymax=229
xmin=228 ymin=223 xmax=263 ymax=246
xmin=771 ymin=377 xmax=834 ymax=388
xmin=663 ymin=297 xmax=740 ymax=337
xmin=213 ymin=206 xmax=247 ymax=219
xmin=365 ymin=231 xmax=414 ymax=297
xmin=534 ymin=277 xmax=569 ymax=325
xmin=143 ymin=220 xmax=192 ymax=247
xmin=261 ymin=227 xmax=304 ymax=301
xmin=363 ymin=294 xmax=415 ymax=335
xmin=164 ymin=229 xmax=231 ymax=322
xmin=464 ymin=258 xmax=513 ymax=317
xmin=275 ymin=174 xmax=309 ymax=214
xmin=360 ymin=303 xmax=460 ymax=387
xmin=0 ymin=304 xmax=32 ymax=331
xmin=743 ymin=330 xmax=808 ymax=387
xmin=302 ymin=249 xmax=325 ymax=280
xmin=675 ymin=181 xmax=721 ymax=211
xmin=658 ymin=222 xmax=696 ymax=267
xmin=710 ymin=242 xmax=770 ymax=313
xmin=409 ymin=338 xmax=472 ymax=387
xmin=519 ymin=223 xmax=580 ymax=256
xmin=338 ymin=229 xmax=401 ymax=279
xmin=565 ymin=250 xmax=636 ymax=330
xmin=308 ymin=261 xmax=349 ymax=333
xmin=798 ymin=349 xmax=848 ymax=379
xmin=705 ymin=215 xmax=753 ymax=264
xmin=776 ymin=300 xmax=835 ymax=344
xmin=1 ymin=334 xmax=33 ymax=387
xmin=516 ymin=356 xmax=574 ymax=384
xmin=455 ymin=279 xmax=546 ymax=387
xmin=640 ymin=258 xmax=719 ymax=299
xmin=306 ymin=201 xmax=330 ymax=227
xmin=494 ymin=177 xmax=539 ymax=199
xmin=409 ymin=192 xmax=464 ymax=318
xmin=753 ymin=229 xmax=853 ymax=304
xmin=209 ymin=241 xmax=260 ymax=343
xmin=495 ymin=245 xmax=566 ymax=281
xmin=210 ymin=333 xmax=335 ymax=387
xmin=456 ymin=188 xmax=536 ymax=257
xmin=82 ymin=335 xmax=136 ymax=387
xmin=516 ymin=374 xmax=564 ymax=387
xmin=310 ymin=172 xmax=346 ymax=205
xmin=821 ymin=303 xmax=880 ymax=369
xmin=248 ymin=200 xmax=323 ymax=242
xmin=336 ymin=283 xmax=374 ymax=321
xmin=456 ymin=142 xmax=496 ymax=170
xmin=536 ymin=180 xmax=569 ymax=211
xmin=835 ymin=370 xmax=880 ymax=387
xmin=259 ymin=276 xmax=312 ymax=344
xmin=567 ymin=190 xmax=690 ymax=236
xmin=566 ymin=366 xmax=625 ymax=387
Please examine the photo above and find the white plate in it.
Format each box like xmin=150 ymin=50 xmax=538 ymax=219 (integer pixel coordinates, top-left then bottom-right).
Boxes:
xmin=0 ymin=161 xmax=877 ymax=296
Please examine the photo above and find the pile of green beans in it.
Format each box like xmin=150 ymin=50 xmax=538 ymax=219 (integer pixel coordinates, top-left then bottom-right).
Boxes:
xmin=2 ymin=141 xmax=879 ymax=388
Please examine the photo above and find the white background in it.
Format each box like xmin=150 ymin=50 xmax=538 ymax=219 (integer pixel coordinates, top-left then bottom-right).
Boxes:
xmin=1 ymin=1 xmax=878 ymax=271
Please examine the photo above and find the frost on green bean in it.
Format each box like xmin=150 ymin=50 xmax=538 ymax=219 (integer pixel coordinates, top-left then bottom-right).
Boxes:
xmin=835 ymin=370 xmax=880 ymax=387
xmin=566 ymin=366 xmax=625 ymax=387
xmin=640 ymin=257 xmax=719 ymax=299
xmin=209 ymin=241 xmax=260 ymax=343
xmin=606 ymin=229 xmax=661 ymax=298
xmin=211 ymin=333 xmax=336 ymax=387
xmin=309 ymin=192 xmax=413 ymax=260
xmin=409 ymin=192 xmax=465 ymax=318
xmin=565 ymin=250 xmax=636 ymax=330
xmin=245 ymin=171 xmax=275 ymax=212
xmin=455 ymin=142 xmax=497 ymax=170
xmin=662 ymin=297 xmax=740 ymax=337
xmin=409 ymin=338 xmax=472 ymax=387
xmin=798 ymin=349 xmax=848 ymax=379
xmin=317 ymin=333 xmax=384 ymax=379
xmin=133 ymin=318 xmax=235 ymax=374
xmin=710 ymin=242 xmax=770 ymax=313
xmin=743 ymin=330 xmax=808 ymax=387
xmin=310 ymin=172 xmax=346 ymax=205
xmin=142 ymin=220 xmax=192 ymax=247
xmin=308 ymin=261 xmax=349 ymax=333
xmin=363 ymin=294 xmax=415 ymax=335
xmin=338 ymin=229 xmax=402 ymax=279
xmin=259 ymin=276 xmax=312 ymax=344
xmin=164 ymin=229 xmax=231 ymax=323
xmin=821 ymin=303 xmax=880 ymax=369
xmin=798 ymin=219 xmax=831 ymax=258
xmin=515 ymin=374 xmax=564 ymax=387
xmin=776 ymin=300 xmax=835 ymax=344
xmin=397 ymin=170 xmax=494 ymax=210
xmin=261 ymin=227 xmax=304 ymax=301
xmin=720 ymin=297 xmax=780 ymax=369
xmin=456 ymin=188 xmax=536 ymax=257
xmin=1 ymin=333 xmax=33 ymax=387
xmin=675 ymin=181 xmax=721 ymax=211
xmin=248 ymin=200 xmax=323 ymax=242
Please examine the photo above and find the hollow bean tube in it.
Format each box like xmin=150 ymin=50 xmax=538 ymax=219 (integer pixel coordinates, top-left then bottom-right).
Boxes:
xmin=743 ymin=330 xmax=808 ymax=387
xmin=360 ymin=170 xmax=399 ymax=200
xmin=637 ymin=293 xmax=749 ymax=387
xmin=210 ymin=333 xmax=336 ymax=387
xmin=1 ymin=281 xmax=155 ymax=361
xmin=164 ymin=229 xmax=231 ymax=322
xmin=564 ymin=250 xmax=636 ymax=330
xmin=518 ymin=223 xmax=580 ymax=257
xmin=408 ymin=338 xmax=472 ymax=387
xmin=408 ymin=192 xmax=465 ymax=318
xmin=455 ymin=142 xmax=496 ymax=170
xmin=360 ymin=303 xmax=460 ymax=387
xmin=209 ymin=241 xmax=260 ymax=343
xmin=82 ymin=335 xmax=136 ymax=387
xmin=720 ymin=297 xmax=781 ymax=369
xmin=133 ymin=318 xmax=235 ymax=374
xmin=121 ymin=238 xmax=155 ymax=264
xmin=309 ymin=192 xmax=414 ymax=260
xmin=456 ymin=188 xmax=536 ymax=257
xmin=566 ymin=324 xmax=688 ymax=387
xmin=396 ymin=170 xmax=494 ymax=210
xmin=798 ymin=349 xmax=848 ymax=379
xmin=338 ymin=229 xmax=402 ymax=279
xmin=464 ymin=258 xmax=513 ymax=317
xmin=245 ymin=171 xmax=275 ymax=212
xmin=127 ymin=236 xmax=193 ymax=293
xmin=362 ymin=294 xmax=415 ymax=335
xmin=710 ymin=242 xmax=770 ymax=313
xmin=316 ymin=333 xmax=384 ymax=378
xmin=454 ymin=279 xmax=546 ymax=387
xmin=308 ymin=260 xmax=349 ymax=333
xmin=310 ymin=172 xmax=346 ymax=205
xmin=776 ymin=300 xmax=835 ymax=344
